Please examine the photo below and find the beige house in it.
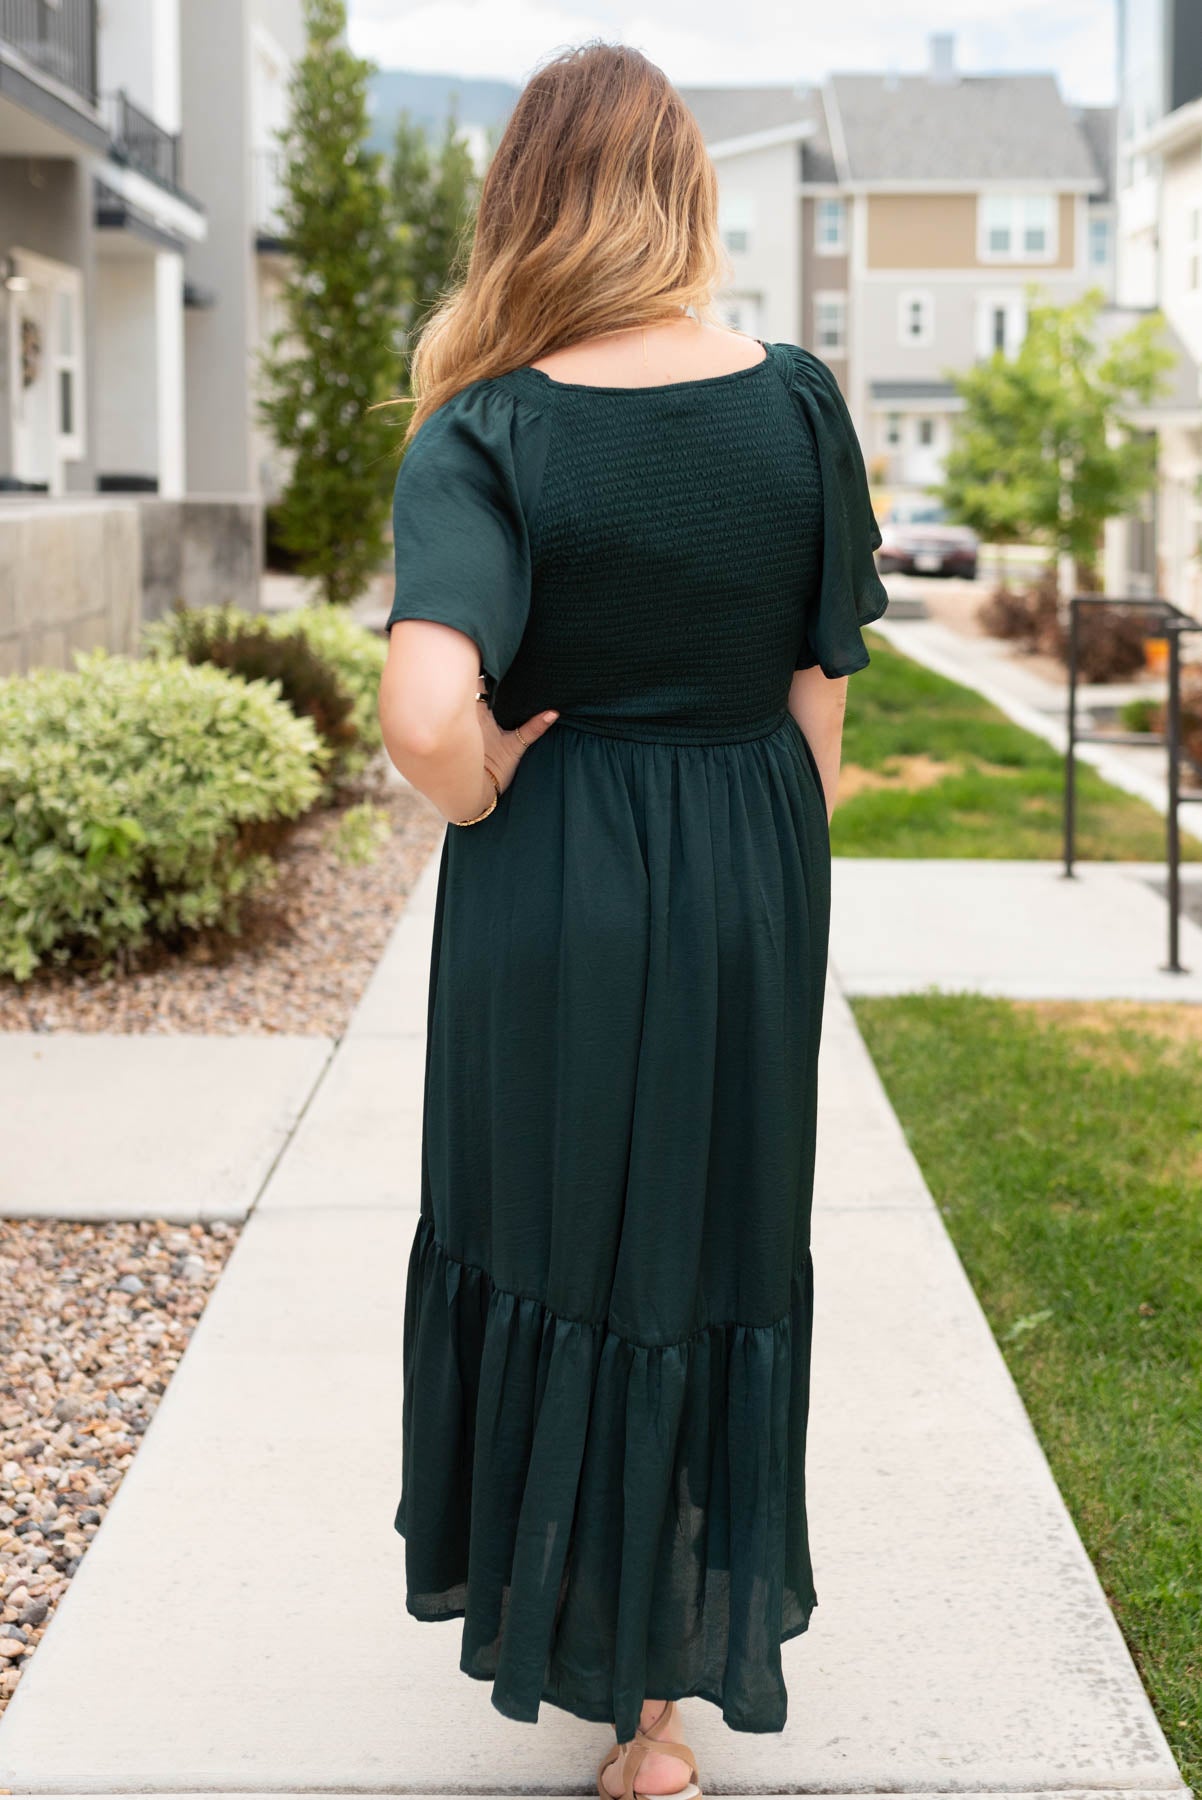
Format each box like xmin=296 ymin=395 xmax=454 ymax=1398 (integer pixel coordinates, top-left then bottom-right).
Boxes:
xmin=1111 ymin=0 xmax=1202 ymax=617
xmin=684 ymin=35 xmax=1115 ymax=494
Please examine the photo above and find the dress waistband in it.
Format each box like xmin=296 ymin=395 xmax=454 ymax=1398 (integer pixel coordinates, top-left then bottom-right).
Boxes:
xmin=547 ymin=707 xmax=793 ymax=747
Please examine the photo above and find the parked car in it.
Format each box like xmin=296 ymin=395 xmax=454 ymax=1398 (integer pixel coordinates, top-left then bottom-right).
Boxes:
xmin=876 ymin=501 xmax=979 ymax=579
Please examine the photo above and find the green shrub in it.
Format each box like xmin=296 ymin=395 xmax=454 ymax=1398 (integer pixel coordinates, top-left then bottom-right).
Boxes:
xmin=144 ymin=601 xmax=385 ymax=784
xmin=281 ymin=604 xmax=386 ymax=774
xmin=0 ymin=650 xmax=328 ymax=982
xmin=1120 ymin=697 xmax=1159 ymax=734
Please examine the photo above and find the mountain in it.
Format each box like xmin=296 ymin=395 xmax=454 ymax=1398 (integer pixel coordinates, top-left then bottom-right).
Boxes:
xmin=366 ymin=68 xmax=520 ymax=155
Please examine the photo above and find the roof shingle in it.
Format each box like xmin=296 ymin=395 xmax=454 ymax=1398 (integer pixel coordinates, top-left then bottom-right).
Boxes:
xmin=828 ymin=72 xmax=1101 ymax=185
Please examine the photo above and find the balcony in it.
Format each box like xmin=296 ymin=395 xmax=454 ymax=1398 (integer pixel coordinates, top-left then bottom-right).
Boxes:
xmin=0 ymin=0 xmax=96 ymax=107
xmin=103 ymin=89 xmax=181 ymax=192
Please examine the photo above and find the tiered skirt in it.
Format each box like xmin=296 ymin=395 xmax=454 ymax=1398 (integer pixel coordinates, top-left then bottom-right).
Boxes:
xmin=395 ymin=708 xmax=830 ymax=1743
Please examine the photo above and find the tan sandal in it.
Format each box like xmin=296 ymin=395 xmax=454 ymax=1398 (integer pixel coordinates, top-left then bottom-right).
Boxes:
xmin=596 ymin=1699 xmax=703 ymax=1800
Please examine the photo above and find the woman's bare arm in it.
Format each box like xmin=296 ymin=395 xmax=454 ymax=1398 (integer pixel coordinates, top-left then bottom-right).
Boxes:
xmin=378 ymin=620 xmax=557 ymax=823
xmin=788 ymin=665 xmax=849 ymax=823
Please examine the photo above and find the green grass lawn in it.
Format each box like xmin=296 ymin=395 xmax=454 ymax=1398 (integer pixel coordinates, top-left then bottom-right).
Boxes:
xmin=834 ymin=632 xmax=1199 ymax=860
xmin=853 ymin=993 xmax=1202 ymax=1791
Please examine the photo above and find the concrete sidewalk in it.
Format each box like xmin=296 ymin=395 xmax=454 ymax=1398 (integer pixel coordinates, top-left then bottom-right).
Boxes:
xmin=0 ymin=843 xmax=1188 ymax=1799
xmin=0 ymin=1034 xmax=334 ymax=1221
xmin=831 ymin=857 xmax=1202 ymax=999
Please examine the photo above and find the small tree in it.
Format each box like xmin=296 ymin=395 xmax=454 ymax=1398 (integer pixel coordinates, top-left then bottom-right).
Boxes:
xmin=939 ymin=288 xmax=1174 ymax=592
xmin=258 ymin=0 xmax=403 ymax=607
xmin=390 ymin=106 xmax=478 ymax=378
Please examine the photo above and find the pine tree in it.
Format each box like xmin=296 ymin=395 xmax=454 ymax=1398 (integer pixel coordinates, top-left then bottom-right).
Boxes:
xmin=257 ymin=0 xmax=403 ymax=607
xmin=390 ymin=105 xmax=479 ymax=376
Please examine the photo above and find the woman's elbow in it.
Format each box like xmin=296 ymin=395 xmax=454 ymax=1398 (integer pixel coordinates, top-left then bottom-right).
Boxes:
xmin=379 ymin=675 xmax=467 ymax=770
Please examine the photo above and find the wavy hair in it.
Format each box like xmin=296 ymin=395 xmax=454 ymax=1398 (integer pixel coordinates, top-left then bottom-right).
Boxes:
xmin=394 ymin=41 xmax=727 ymax=443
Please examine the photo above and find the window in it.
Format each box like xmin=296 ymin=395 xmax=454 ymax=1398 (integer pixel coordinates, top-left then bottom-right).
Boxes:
xmin=814 ymin=292 xmax=847 ymax=354
xmin=1188 ymin=206 xmax=1201 ymax=293
xmin=975 ymin=290 xmax=1027 ymax=360
xmin=898 ymin=289 xmax=934 ymax=347
xmin=884 ymin=413 xmax=902 ymax=447
xmin=1089 ymin=213 xmax=1112 ymax=270
xmin=979 ymin=193 xmax=1057 ymax=263
xmin=720 ymin=194 xmax=753 ymax=257
xmin=815 ymin=196 xmax=847 ymax=254
xmin=916 ymin=417 xmax=936 ymax=448
xmin=55 ymin=285 xmax=79 ymax=443
xmin=720 ymin=294 xmax=762 ymax=336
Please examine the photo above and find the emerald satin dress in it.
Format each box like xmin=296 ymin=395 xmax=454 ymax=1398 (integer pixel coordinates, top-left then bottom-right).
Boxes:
xmin=385 ymin=340 xmax=888 ymax=1743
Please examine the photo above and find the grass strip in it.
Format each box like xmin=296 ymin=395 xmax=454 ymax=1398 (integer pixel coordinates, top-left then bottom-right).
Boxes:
xmin=852 ymin=992 xmax=1202 ymax=1792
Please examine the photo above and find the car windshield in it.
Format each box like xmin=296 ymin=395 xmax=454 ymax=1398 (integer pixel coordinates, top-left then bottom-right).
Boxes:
xmin=890 ymin=505 xmax=946 ymax=525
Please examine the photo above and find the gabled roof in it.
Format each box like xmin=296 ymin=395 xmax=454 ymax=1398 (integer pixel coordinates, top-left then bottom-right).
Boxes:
xmin=1074 ymin=104 xmax=1118 ymax=203
xmin=679 ymin=85 xmax=814 ymax=146
xmin=679 ymin=83 xmax=838 ymax=176
xmin=827 ymin=71 xmax=1101 ymax=186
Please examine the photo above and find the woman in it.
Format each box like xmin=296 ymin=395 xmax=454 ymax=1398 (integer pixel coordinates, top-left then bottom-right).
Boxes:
xmin=378 ymin=41 xmax=887 ymax=1800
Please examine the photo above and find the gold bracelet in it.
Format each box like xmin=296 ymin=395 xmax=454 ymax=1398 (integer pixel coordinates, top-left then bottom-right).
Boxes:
xmin=453 ymin=764 xmax=501 ymax=827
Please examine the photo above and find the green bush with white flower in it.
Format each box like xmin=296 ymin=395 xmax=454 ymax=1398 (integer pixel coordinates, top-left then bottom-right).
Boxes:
xmin=0 ymin=649 xmax=329 ymax=981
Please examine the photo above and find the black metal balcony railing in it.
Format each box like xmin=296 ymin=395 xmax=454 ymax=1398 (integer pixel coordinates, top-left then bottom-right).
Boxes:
xmin=104 ymin=88 xmax=181 ymax=190
xmin=0 ymin=0 xmax=97 ymax=108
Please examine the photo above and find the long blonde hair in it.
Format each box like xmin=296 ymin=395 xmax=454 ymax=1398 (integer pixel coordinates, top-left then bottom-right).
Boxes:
xmin=398 ymin=42 xmax=726 ymax=443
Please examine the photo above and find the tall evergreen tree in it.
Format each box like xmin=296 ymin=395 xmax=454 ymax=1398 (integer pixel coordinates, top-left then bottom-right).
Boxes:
xmin=390 ymin=106 xmax=479 ymax=375
xmin=258 ymin=0 xmax=403 ymax=607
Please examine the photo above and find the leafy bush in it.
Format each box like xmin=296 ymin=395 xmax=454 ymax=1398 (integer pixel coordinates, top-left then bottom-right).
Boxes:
xmin=1120 ymin=697 xmax=1159 ymax=734
xmin=1152 ymin=666 xmax=1202 ymax=776
xmin=282 ymin=604 xmax=386 ymax=774
xmin=977 ymin=575 xmax=1059 ymax=650
xmin=1049 ymin=604 xmax=1148 ymax=683
xmin=0 ymin=650 xmax=328 ymax=981
xmin=978 ymin=577 xmax=1149 ymax=683
xmin=144 ymin=601 xmax=385 ymax=785
xmin=978 ymin=586 xmax=1041 ymax=642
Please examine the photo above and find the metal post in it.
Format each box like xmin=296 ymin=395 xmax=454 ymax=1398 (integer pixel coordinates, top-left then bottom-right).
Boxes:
xmin=1163 ymin=623 xmax=1186 ymax=974
xmin=1063 ymin=597 xmax=1079 ymax=878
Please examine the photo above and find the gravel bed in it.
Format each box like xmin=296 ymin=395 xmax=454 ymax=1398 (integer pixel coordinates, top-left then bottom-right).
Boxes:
xmin=0 ymin=763 xmax=445 ymax=1036
xmin=0 ymin=1217 xmax=239 ymax=1716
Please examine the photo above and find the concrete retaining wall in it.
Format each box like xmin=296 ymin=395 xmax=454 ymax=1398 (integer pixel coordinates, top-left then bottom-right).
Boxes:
xmin=139 ymin=496 xmax=264 ymax=624
xmin=0 ymin=499 xmax=142 ymax=676
xmin=0 ymin=494 xmax=264 ymax=676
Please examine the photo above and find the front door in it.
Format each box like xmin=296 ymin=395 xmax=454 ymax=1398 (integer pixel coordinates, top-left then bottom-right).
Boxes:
xmin=7 ymin=250 xmax=83 ymax=495
xmin=909 ymin=415 xmax=943 ymax=489
xmin=10 ymin=282 xmax=54 ymax=489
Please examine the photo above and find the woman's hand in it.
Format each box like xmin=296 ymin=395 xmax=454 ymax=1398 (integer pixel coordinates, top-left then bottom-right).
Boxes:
xmin=479 ymin=702 xmax=560 ymax=793
xmin=380 ymin=619 xmax=560 ymax=822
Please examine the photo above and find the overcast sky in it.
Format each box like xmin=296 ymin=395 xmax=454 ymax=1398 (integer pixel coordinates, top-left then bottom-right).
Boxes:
xmin=347 ymin=1 xmax=1117 ymax=106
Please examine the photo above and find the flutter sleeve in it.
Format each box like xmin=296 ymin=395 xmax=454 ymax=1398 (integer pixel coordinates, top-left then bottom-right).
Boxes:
xmin=787 ymin=344 xmax=889 ymax=678
xmin=386 ymin=379 xmax=551 ymax=687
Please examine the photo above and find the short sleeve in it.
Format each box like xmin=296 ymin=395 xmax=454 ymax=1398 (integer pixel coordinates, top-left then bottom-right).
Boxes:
xmin=386 ymin=379 xmax=551 ymax=687
xmin=785 ymin=345 xmax=889 ymax=678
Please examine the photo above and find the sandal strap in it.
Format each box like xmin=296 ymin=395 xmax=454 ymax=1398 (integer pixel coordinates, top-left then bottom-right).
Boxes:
xmin=600 ymin=1704 xmax=701 ymax=1800
xmin=621 ymin=1739 xmax=649 ymax=1800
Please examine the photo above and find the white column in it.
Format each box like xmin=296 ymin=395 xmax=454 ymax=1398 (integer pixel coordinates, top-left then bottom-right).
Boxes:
xmin=155 ymin=251 xmax=185 ymax=497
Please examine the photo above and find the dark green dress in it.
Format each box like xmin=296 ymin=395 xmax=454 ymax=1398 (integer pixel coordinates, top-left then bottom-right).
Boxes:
xmin=385 ymin=339 xmax=887 ymax=1744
